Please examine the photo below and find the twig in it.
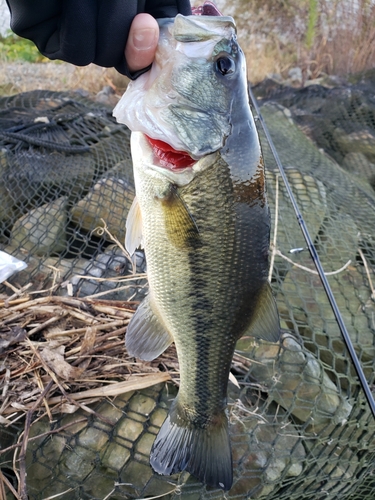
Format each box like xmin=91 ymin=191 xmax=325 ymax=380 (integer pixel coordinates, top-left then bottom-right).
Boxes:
xmin=69 ymin=327 xmax=128 ymax=362
xmin=1 ymin=368 xmax=10 ymax=400
xmin=101 ymin=487 xmax=116 ymax=500
xmin=275 ymin=250 xmax=351 ymax=275
xmin=13 ymin=432 xmax=21 ymax=497
xmin=18 ymin=380 xmax=54 ymax=500
xmin=46 ymin=265 xmax=60 ymax=297
xmin=0 ymin=297 xmax=52 ymax=313
xmin=0 ymin=418 xmax=87 ymax=457
xmin=104 ymin=74 xmax=118 ymax=92
xmin=358 ymin=247 xmax=375 ymax=300
xmin=46 ymin=374 xmax=171 ymax=405
xmin=136 ymin=489 xmax=178 ymax=500
xmin=34 ymin=371 xmax=53 ymax=422
xmin=27 ymin=311 xmax=69 ymax=337
xmin=2 ymin=280 xmax=21 ymax=294
xmin=83 ymin=283 xmax=144 ymax=300
xmin=94 ymin=219 xmax=135 ymax=271
xmin=0 ymin=468 xmax=21 ymax=500
xmin=269 ymin=173 xmax=279 ymax=282
xmin=71 ymin=273 xmax=146 ymax=283
xmin=0 ymin=468 xmax=6 ymax=500
xmin=45 ymin=321 xmax=129 ymax=338
xmin=41 ymin=487 xmax=75 ymax=499
xmin=2 ymin=283 xmax=32 ymax=307
xmin=0 ymin=297 xmax=30 ymax=307
xmin=1 ymin=295 xmax=136 ymax=315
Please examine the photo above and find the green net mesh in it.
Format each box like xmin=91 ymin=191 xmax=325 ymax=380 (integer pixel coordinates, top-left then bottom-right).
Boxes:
xmin=0 ymin=79 xmax=375 ymax=499
xmin=0 ymin=90 xmax=147 ymax=301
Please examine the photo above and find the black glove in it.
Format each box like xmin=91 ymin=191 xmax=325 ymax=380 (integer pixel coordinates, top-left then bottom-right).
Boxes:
xmin=6 ymin=0 xmax=192 ymax=78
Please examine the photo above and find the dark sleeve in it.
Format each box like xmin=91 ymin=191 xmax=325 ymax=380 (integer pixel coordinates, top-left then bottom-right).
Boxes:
xmin=5 ymin=0 xmax=192 ymax=78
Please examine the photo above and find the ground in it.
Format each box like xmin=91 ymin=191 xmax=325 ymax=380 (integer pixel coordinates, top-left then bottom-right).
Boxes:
xmin=0 ymin=61 xmax=129 ymax=99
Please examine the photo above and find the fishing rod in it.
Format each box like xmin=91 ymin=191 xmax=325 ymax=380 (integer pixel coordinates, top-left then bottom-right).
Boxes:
xmin=247 ymin=84 xmax=375 ymax=419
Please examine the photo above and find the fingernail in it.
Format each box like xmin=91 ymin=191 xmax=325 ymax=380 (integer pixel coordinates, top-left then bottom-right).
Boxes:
xmin=133 ymin=29 xmax=158 ymax=50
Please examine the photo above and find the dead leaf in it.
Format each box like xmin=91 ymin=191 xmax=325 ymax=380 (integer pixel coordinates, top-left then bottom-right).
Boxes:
xmin=0 ymin=327 xmax=27 ymax=354
xmin=40 ymin=346 xmax=84 ymax=381
xmin=47 ymin=373 xmax=171 ymax=404
xmin=77 ymin=327 xmax=96 ymax=370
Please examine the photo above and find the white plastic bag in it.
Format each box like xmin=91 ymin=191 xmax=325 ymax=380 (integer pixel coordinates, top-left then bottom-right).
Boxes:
xmin=0 ymin=250 xmax=27 ymax=284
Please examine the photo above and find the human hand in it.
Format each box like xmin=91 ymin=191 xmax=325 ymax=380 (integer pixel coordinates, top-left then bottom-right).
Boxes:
xmin=125 ymin=13 xmax=159 ymax=73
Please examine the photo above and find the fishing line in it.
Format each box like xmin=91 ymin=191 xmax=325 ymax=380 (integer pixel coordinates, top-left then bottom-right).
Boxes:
xmin=248 ymin=84 xmax=375 ymax=419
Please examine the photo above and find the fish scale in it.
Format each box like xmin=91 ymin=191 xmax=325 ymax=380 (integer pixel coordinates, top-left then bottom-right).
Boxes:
xmin=113 ymin=12 xmax=281 ymax=490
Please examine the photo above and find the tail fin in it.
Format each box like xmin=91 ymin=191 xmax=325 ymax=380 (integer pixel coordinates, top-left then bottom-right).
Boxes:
xmin=150 ymin=400 xmax=233 ymax=490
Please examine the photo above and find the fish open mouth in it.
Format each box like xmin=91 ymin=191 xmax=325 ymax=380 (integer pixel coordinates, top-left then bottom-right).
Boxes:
xmin=145 ymin=136 xmax=196 ymax=170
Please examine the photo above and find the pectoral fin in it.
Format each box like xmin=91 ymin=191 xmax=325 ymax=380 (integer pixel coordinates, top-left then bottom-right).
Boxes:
xmin=126 ymin=295 xmax=173 ymax=361
xmin=246 ymin=282 xmax=281 ymax=343
xmin=160 ymin=185 xmax=200 ymax=248
xmin=125 ymin=196 xmax=143 ymax=256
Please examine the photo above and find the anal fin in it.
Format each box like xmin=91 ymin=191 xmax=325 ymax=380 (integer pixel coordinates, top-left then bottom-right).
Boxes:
xmin=126 ymin=295 xmax=173 ymax=361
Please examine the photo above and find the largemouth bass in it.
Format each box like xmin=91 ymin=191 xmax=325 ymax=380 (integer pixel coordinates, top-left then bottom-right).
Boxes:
xmin=113 ymin=6 xmax=280 ymax=490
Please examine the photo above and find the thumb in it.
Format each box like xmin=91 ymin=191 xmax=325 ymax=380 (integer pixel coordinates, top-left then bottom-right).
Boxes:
xmin=125 ymin=14 xmax=159 ymax=73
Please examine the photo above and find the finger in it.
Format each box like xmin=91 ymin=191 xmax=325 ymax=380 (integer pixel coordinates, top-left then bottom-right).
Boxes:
xmin=125 ymin=13 xmax=159 ymax=73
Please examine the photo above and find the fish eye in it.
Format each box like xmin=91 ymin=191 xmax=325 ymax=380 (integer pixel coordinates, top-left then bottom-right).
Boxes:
xmin=215 ymin=55 xmax=235 ymax=76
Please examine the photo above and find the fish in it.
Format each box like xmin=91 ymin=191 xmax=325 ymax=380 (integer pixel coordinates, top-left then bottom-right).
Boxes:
xmin=113 ymin=6 xmax=281 ymax=491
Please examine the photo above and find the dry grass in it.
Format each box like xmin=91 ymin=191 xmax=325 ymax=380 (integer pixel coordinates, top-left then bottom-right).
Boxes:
xmin=2 ymin=2 xmax=375 ymax=93
xmin=0 ymin=291 xmax=180 ymax=423
xmin=306 ymin=0 xmax=375 ymax=77
xmin=219 ymin=0 xmax=375 ymax=83
xmin=0 ymin=288 xmax=174 ymax=499
xmin=244 ymin=38 xmax=297 ymax=84
xmin=0 ymin=61 xmax=129 ymax=98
